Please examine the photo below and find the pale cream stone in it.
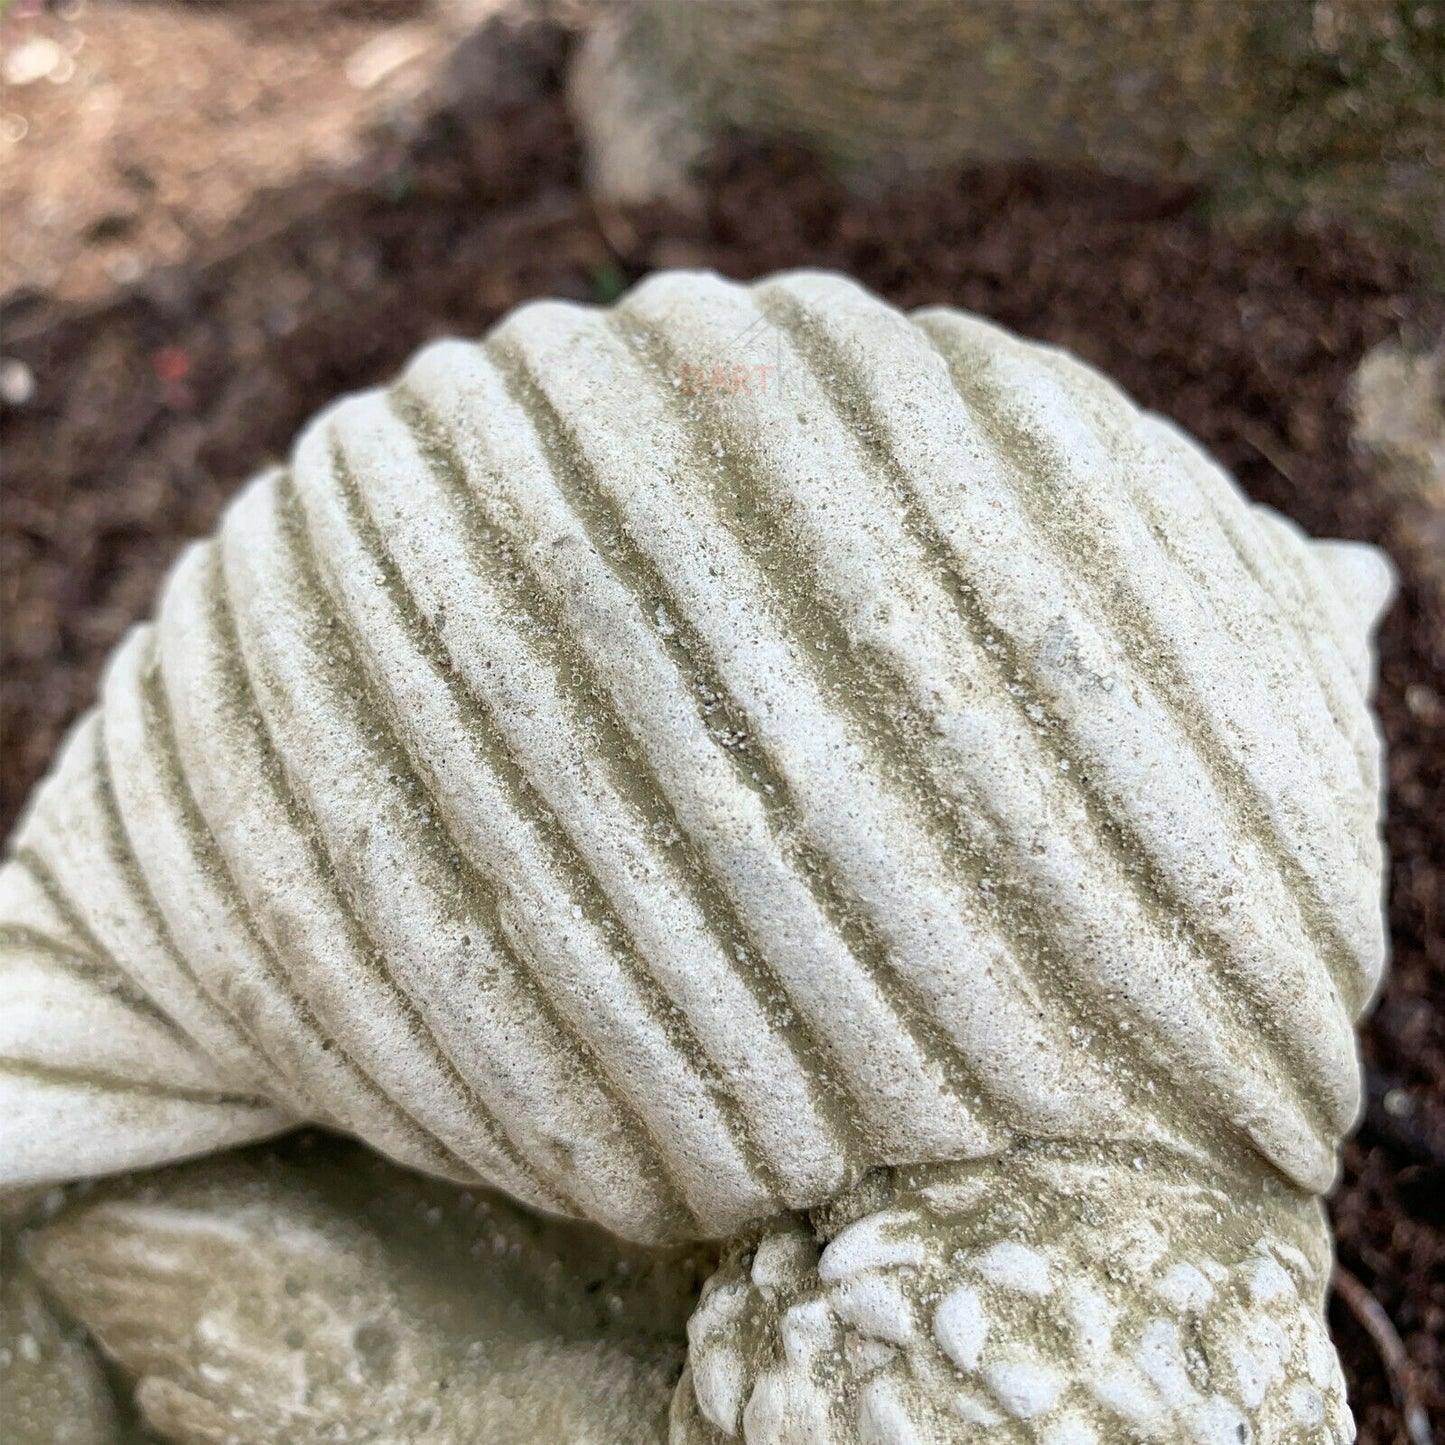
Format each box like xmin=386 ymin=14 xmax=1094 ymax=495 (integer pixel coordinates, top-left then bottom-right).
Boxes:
xmin=675 ymin=1150 xmax=1354 ymax=1443
xmin=0 ymin=269 xmax=1391 ymax=1441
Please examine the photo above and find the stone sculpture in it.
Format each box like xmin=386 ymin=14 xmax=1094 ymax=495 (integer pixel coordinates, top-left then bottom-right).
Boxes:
xmin=0 ymin=270 xmax=1392 ymax=1442
xmin=22 ymin=1138 xmax=711 ymax=1445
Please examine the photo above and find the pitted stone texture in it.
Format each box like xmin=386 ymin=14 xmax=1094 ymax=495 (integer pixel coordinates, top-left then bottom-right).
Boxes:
xmin=0 ymin=269 xmax=1391 ymax=1248
xmin=672 ymin=1150 xmax=1352 ymax=1445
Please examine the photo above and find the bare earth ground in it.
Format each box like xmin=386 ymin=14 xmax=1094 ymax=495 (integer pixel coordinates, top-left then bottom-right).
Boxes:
xmin=1 ymin=4 xmax=1442 ymax=1441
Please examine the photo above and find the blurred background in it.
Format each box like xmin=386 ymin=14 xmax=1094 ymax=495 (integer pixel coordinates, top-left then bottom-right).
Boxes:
xmin=1 ymin=1 xmax=1442 ymax=1441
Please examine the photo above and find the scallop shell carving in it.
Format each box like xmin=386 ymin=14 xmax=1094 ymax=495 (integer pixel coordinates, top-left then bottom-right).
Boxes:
xmin=0 ymin=269 xmax=1390 ymax=1240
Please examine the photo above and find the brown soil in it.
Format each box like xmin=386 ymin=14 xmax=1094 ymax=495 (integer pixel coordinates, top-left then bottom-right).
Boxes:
xmin=0 ymin=0 xmax=454 ymax=304
xmin=1 ymin=11 xmax=1441 ymax=1442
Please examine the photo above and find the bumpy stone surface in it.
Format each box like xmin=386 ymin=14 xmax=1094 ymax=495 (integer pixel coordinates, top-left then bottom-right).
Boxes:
xmin=671 ymin=1148 xmax=1351 ymax=1444
xmin=0 ymin=269 xmax=1392 ymax=1440
xmin=22 ymin=1139 xmax=712 ymax=1445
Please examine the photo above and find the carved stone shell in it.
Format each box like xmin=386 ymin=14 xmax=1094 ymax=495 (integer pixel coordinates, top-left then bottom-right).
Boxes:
xmin=0 ymin=270 xmax=1391 ymax=1246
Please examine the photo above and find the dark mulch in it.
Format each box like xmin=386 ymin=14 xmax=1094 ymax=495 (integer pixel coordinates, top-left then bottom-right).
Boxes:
xmin=1 ymin=19 xmax=1441 ymax=1441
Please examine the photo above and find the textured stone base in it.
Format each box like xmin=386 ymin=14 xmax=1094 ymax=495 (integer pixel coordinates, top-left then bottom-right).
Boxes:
xmin=674 ymin=1147 xmax=1352 ymax=1445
